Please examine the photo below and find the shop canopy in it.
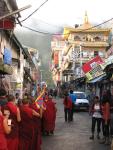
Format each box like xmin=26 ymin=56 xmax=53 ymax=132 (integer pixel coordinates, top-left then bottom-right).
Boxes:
xmin=88 ymin=74 xmax=106 ymax=83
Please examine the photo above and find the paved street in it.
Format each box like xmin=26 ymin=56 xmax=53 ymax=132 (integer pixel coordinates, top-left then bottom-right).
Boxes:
xmin=42 ymin=98 xmax=110 ymax=150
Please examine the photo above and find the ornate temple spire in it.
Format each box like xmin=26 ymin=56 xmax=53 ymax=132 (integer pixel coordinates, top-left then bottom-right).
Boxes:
xmin=84 ymin=11 xmax=89 ymax=24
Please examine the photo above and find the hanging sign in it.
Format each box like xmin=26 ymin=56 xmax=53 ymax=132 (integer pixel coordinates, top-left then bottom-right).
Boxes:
xmin=0 ymin=19 xmax=15 ymax=30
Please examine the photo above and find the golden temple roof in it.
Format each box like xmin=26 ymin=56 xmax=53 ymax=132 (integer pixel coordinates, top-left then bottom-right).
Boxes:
xmin=78 ymin=11 xmax=92 ymax=30
xmin=63 ymin=12 xmax=111 ymax=39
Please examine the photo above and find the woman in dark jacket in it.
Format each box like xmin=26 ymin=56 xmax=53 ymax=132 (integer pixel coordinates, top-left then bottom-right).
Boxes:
xmin=63 ymin=94 xmax=72 ymax=122
xmin=100 ymin=91 xmax=111 ymax=145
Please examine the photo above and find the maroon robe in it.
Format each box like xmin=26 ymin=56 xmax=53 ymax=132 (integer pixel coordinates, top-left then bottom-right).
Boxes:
xmin=30 ymin=103 xmax=42 ymax=150
xmin=0 ymin=115 xmax=8 ymax=150
xmin=19 ymin=105 xmax=34 ymax=150
xmin=43 ymin=100 xmax=56 ymax=132
xmin=3 ymin=102 xmax=19 ymax=150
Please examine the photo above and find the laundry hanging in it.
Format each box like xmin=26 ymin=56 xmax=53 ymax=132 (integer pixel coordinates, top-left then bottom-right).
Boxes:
xmin=4 ymin=47 xmax=12 ymax=65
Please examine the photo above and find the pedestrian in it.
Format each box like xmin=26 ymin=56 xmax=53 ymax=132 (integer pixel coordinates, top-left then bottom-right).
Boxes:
xmin=89 ymin=96 xmax=102 ymax=140
xmin=109 ymin=89 xmax=113 ymax=149
xmin=69 ymin=90 xmax=76 ymax=121
xmin=19 ymin=98 xmax=41 ymax=150
xmin=0 ymin=106 xmax=11 ymax=150
xmin=100 ymin=91 xmax=111 ymax=145
xmin=2 ymin=95 xmax=21 ymax=150
xmin=43 ymin=95 xmax=57 ymax=135
xmin=53 ymin=89 xmax=57 ymax=98
xmin=63 ymin=93 xmax=72 ymax=122
xmin=30 ymin=97 xmax=43 ymax=150
xmin=0 ymin=88 xmax=7 ymax=106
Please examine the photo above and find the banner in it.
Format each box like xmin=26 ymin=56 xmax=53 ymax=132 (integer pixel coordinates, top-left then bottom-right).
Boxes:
xmin=82 ymin=56 xmax=104 ymax=80
xmin=54 ymin=51 xmax=59 ymax=65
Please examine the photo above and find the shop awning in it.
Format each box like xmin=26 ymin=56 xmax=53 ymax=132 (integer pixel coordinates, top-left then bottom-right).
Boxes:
xmin=88 ymin=74 xmax=106 ymax=83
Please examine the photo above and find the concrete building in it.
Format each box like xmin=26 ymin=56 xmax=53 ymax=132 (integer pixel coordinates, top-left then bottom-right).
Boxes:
xmin=51 ymin=12 xmax=111 ymax=87
xmin=0 ymin=0 xmax=40 ymax=97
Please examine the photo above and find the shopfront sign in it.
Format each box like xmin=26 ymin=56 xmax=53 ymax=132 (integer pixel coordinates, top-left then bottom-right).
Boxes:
xmin=82 ymin=56 xmax=104 ymax=80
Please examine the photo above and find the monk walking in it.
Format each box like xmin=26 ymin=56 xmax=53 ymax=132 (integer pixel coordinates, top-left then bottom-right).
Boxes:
xmin=30 ymin=97 xmax=43 ymax=150
xmin=0 ymin=106 xmax=11 ymax=150
xmin=2 ymin=95 xmax=21 ymax=150
xmin=43 ymin=95 xmax=57 ymax=135
xmin=19 ymin=98 xmax=41 ymax=150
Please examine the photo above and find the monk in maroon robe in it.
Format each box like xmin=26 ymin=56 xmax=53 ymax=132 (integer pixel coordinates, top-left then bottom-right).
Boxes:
xmin=30 ymin=97 xmax=43 ymax=150
xmin=19 ymin=98 xmax=41 ymax=150
xmin=2 ymin=95 xmax=21 ymax=150
xmin=43 ymin=95 xmax=57 ymax=135
xmin=0 ymin=106 xmax=11 ymax=150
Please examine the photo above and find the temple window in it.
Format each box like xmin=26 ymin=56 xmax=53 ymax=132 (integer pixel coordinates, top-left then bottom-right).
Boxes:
xmin=94 ymin=51 xmax=98 ymax=57
xmin=94 ymin=36 xmax=101 ymax=41
xmin=83 ymin=51 xmax=88 ymax=57
xmin=99 ymin=51 xmax=104 ymax=57
xmin=74 ymin=36 xmax=81 ymax=41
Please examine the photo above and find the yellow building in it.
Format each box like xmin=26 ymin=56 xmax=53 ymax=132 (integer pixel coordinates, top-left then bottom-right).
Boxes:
xmin=62 ymin=12 xmax=111 ymax=82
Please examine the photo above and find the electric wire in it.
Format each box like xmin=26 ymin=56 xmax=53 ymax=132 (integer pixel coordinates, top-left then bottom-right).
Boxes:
xmin=19 ymin=0 xmax=49 ymax=23
xmin=22 ymin=16 xmax=113 ymax=36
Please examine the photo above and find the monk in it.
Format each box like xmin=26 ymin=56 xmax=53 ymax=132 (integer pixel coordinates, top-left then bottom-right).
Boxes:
xmin=43 ymin=95 xmax=57 ymax=135
xmin=30 ymin=97 xmax=43 ymax=150
xmin=19 ymin=98 xmax=41 ymax=150
xmin=2 ymin=95 xmax=21 ymax=150
xmin=0 ymin=106 xmax=11 ymax=150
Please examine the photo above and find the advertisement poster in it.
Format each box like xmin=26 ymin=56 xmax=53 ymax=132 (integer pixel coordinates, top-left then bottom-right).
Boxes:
xmin=82 ymin=56 xmax=105 ymax=80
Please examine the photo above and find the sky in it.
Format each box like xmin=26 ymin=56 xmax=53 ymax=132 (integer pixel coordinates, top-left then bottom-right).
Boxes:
xmin=16 ymin=0 xmax=113 ymax=32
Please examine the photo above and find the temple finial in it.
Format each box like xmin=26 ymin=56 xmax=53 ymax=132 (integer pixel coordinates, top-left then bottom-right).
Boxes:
xmin=84 ymin=11 xmax=88 ymax=24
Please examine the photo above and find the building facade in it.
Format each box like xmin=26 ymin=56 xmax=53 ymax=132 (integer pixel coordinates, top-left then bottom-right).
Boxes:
xmin=51 ymin=13 xmax=111 ymax=87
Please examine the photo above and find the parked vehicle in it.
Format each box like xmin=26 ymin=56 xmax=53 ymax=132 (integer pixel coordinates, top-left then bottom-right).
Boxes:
xmin=73 ymin=91 xmax=89 ymax=111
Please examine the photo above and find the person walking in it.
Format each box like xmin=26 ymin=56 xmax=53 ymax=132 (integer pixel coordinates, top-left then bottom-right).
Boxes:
xmin=89 ymin=96 xmax=102 ymax=140
xmin=100 ymin=91 xmax=111 ymax=145
xmin=2 ymin=95 xmax=21 ymax=150
xmin=0 ymin=106 xmax=11 ymax=150
xmin=63 ymin=93 xmax=72 ymax=122
xmin=19 ymin=98 xmax=41 ymax=150
xmin=69 ymin=90 xmax=76 ymax=121
xmin=43 ymin=95 xmax=57 ymax=135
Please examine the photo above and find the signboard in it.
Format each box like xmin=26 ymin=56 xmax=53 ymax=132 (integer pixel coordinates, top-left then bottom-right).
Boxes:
xmin=82 ymin=56 xmax=104 ymax=80
xmin=82 ymin=56 xmax=103 ymax=73
xmin=0 ymin=19 xmax=15 ymax=30
xmin=54 ymin=51 xmax=59 ymax=65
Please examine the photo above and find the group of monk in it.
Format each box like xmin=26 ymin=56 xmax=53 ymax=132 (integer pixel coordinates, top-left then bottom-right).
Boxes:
xmin=0 ymin=87 xmax=57 ymax=150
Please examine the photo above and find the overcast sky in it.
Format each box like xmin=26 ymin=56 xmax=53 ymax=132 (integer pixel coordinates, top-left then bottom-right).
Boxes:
xmin=16 ymin=0 xmax=113 ymax=32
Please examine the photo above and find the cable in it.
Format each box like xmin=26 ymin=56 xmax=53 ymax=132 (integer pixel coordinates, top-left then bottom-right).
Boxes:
xmin=22 ymin=25 xmax=53 ymax=35
xmin=20 ymin=0 xmax=49 ymax=23
xmin=22 ymin=16 xmax=113 ymax=36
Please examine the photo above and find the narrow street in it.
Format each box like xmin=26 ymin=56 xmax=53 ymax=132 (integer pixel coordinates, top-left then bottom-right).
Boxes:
xmin=42 ymin=98 xmax=110 ymax=150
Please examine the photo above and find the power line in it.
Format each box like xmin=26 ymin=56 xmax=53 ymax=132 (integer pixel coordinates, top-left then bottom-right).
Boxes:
xmin=22 ymin=16 xmax=113 ymax=36
xmin=20 ymin=0 xmax=49 ymax=23
xmin=22 ymin=25 xmax=53 ymax=35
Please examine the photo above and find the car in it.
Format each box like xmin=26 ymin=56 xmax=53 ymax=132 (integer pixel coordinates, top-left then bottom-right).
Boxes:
xmin=73 ymin=91 xmax=89 ymax=111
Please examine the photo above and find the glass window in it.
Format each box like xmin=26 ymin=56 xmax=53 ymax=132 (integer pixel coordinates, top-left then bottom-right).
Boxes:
xmin=94 ymin=51 xmax=98 ymax=57
xmin=74 ymin=93 xmax=86 ymax=99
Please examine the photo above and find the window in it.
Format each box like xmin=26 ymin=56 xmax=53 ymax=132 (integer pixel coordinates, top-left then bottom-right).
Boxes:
xmin=94 ymin=51 xmax=98 ymax=57
xmin=94 ymin=36 xmax=101 ymax=41
xmin=83 ymin=51 xmax=88 ymax=57
xmin=99 ymin=51 xmax=104 ymax=57
xmin=74 ymin=36 xmax=81 ymax=41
